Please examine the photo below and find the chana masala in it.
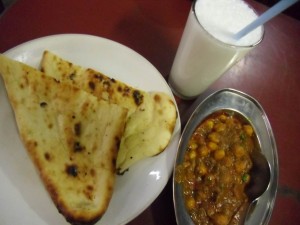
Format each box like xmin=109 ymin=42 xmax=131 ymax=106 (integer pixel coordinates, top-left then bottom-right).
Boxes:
xmin=175 ymin=110 xmax=258 ymax=225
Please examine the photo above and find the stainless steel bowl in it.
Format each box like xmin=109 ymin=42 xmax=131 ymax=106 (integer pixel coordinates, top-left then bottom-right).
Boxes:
xmin=173 ymin=88 xmax=278 ymax=225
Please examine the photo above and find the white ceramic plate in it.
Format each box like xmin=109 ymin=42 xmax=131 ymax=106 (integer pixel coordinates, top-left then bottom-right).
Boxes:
xmin=0 ymin=34 xmax=181 ymax=225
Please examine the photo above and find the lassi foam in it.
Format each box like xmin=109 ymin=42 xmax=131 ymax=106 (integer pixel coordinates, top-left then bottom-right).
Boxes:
xmin=195 ymin=0 xmax=263 ymax=46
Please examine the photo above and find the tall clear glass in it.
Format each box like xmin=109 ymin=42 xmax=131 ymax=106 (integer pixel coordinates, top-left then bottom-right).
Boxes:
xmin=168 ymin=0 xmax=264 ymax=100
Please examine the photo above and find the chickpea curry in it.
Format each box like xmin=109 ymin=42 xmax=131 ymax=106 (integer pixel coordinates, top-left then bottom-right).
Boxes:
xmin=175 ymin=110 xmax=258 ymax=225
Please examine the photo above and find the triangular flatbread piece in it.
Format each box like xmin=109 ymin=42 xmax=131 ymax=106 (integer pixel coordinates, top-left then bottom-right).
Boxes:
xmin=0 ymin=54 xmax=128 ymax=225
xmin=41 ymin=51 xmax=177 ymax=173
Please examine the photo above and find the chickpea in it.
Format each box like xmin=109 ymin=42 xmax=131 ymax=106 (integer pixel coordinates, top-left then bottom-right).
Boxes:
xmin=190 ymin=142 xmax=198 ymax=150
xmin=198 ymin=163 xmax=208 ymax=175
xmin=243 ymin=125 xmax=253 ymax=136
xmin=186 ymin=197 xmax=196 ymax=210
xmin=189 ymin=149 xmax=197 ymax=159
xmin=199 ymin=146 xmax=210 ymax=157
xmin=233 ymin=144 xmax=245 ymax=158
xmin=208 ymin=141 xmax=218 ymax=151
xmin=205 ymin=119 xmax=214 ymax=130
xmin=212 ymin=213 xmax=230 ymax=225
xmin=235 ymin=160 xmax=247 ymax=173
xmin=218 ymin=114 xmax=228 ymax=122
xmin=214 ymin=149 xmax=225 ymax=160
xmin=214 ymin=122 xmax=226 ymax=132
xmin=208 ymin=132 xmax=220 ymax=143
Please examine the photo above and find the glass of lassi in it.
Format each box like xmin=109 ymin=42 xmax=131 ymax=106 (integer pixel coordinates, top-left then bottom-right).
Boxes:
xmin=168 ymin=0 xmax=264 ymax=99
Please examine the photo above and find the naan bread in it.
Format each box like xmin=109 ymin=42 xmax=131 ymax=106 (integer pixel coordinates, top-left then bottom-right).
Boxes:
xmin=41 ymin=51 xmax=177 ymax=173
xmin=0 ymin=54 xmax=128 ymax=225
xmin=41 ymin=51 xmax=144 ymax=116
xmin=117 ymin=91 xmax=177 ymax=172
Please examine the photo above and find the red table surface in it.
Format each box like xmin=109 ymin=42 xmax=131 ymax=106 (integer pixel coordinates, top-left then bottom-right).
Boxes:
xmin=1 ymin=0 xmax=300 ymax=224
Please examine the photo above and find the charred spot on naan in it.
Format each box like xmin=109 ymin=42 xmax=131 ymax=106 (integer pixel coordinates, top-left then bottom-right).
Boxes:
xmin=84 ymin=69 xmax=145 ymax=107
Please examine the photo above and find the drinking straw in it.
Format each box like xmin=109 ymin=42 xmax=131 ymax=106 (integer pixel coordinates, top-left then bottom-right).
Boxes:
xmin=234 ymin=0 xmax=299 ymax=40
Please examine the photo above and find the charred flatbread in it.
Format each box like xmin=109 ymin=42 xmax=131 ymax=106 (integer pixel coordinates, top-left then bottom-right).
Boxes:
xmin=41 ymin=51 xmax=177 ymax=173
xmin=0 ymin=54 xmax=128 ymax=225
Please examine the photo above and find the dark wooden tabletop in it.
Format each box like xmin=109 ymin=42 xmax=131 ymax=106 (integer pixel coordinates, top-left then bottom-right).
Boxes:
xmin=1 ymin=0 xmax=299 ymax=224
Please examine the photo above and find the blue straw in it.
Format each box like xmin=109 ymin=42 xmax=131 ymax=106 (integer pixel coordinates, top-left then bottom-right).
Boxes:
xmin=234 ymin=0 xmax=299 ymax=40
